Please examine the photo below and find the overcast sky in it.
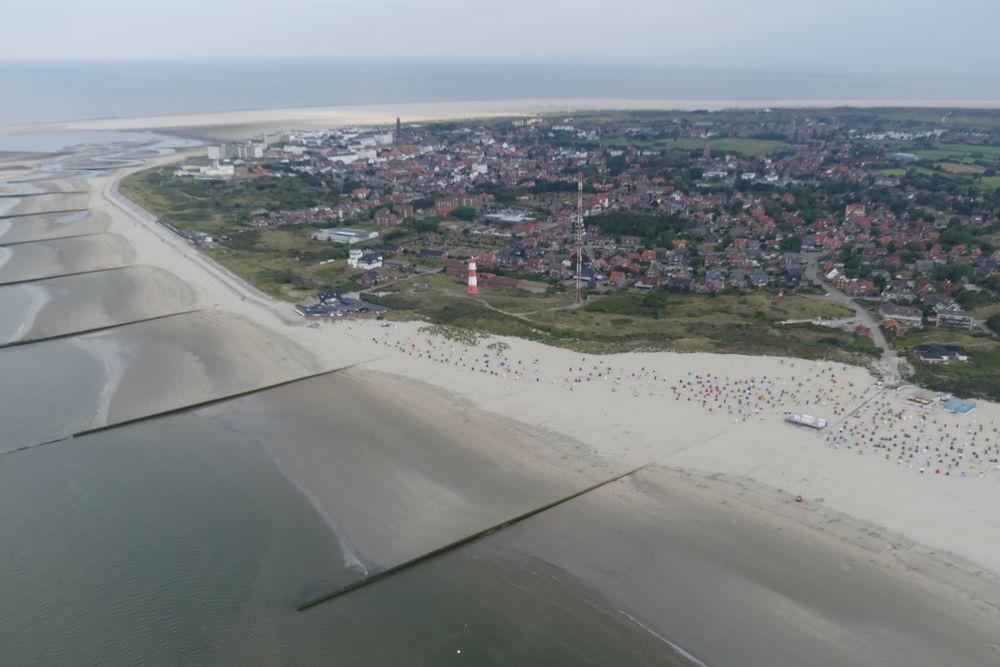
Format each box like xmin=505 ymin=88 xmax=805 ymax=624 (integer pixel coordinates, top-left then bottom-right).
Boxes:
xmin=3 ymin=0 xmax=998 ymax=73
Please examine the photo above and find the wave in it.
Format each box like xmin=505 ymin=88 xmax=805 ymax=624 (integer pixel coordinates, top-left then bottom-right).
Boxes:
xmin=68 ymin=336 xmax=132 ymax=429
xmin=617 ymin=609 xmax=709 ymax=667
xmin=215 ymin=419 xmax=371 ymax=577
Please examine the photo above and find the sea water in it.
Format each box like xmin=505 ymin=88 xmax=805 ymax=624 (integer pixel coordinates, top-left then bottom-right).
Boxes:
xmin=0 ymin=409 xmax=693 ymax=666
xmin=0 ymin=60 xmax=997 ymax=127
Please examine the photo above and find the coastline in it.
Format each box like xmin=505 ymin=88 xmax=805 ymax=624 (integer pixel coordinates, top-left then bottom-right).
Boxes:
xmin=95 ymin=126 xmax=1000 ymax=591
xmin=2 ymin=97 xmax=1000 ymax=142
xmin=3 ymin=116 xmax=1000 ymax=663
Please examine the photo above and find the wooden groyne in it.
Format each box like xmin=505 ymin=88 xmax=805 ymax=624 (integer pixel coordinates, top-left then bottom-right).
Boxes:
xmin=2 ymin=363 xmax=367 ymax=458
xmin=0 ymin=232 xmax=103 ymax=247
xmin=0 ymin=309 xmax=204 ymax=350
xmin=297 ymin=462 xmax=651 ymax=612
xmin=0 ymin=265 xmax=137 ymax=287
xmin=0 ymin=208 xmax=88 ymax=220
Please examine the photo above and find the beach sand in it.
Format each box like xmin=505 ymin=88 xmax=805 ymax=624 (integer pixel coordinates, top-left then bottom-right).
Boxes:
xmin=4 ymin=115 xmax=1000 ymax=664
xmin=2 ymin=97 xmax=1000 ymax=143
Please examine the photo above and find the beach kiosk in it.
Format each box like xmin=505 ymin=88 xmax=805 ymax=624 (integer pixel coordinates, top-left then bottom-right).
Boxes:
xmin=784 ymin=413 xmax=828 ymax=430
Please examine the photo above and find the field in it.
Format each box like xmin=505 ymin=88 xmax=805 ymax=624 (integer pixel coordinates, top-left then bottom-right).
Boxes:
xmin=368 ymin=274 xmax=878 ymax=362
xmin=893 ymin=328 xmax=1000 ymax=402
xmin=935 ymin=161 xmax=986 ymax=175
xmin=890 ymin=143 xmax=1000 ymax=190
xmin=879 ymin=166 xmax=938 ymax=177
xmin=121 ymin=167 xmax=382 ymax=299
xmin=601 ymin=137 xmax=787 ymax=157
xmin=911 ymin=143 xmax=1000 ymax=170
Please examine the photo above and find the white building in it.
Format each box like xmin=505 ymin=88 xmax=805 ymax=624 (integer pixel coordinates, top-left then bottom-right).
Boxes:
xmin=347 ymin=248 xmax=383 ymax=270
xmin=207 ymin=142 xmax=263 ymax=160
xmin=311 ymin=228 xmax=379 ymax=244
xmin=194 ymin=162 xmax=235 ymax=180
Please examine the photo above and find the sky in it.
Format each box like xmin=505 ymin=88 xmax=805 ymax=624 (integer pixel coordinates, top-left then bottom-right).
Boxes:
xmin=3 ymin=0 xmax=998 ymax=74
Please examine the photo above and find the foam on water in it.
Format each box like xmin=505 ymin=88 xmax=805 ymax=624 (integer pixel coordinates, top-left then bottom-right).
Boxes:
xmin=0 ymin=285 xmax=35 ymax=344
xmin=223 ymin=420 xmax=372 ymax=576
xmin=69 ymin=336 xmax=133 ymax=428
xmin=2 ymin=284 xmax=51 ymax=344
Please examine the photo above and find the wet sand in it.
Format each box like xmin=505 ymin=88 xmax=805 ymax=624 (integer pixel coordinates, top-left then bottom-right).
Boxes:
xmin=0 ymin=209 xmax=110 ymax=244
xmin=0 ymin=410 xmax=693 ymax=666
xmin=0 ymin=266 xmax=195 ymax=343
xmin=0 ymin=234 xmax=135 ymax=284
xmin=88 ymin=309 xmax=320 ymax=426
xmin=5 ymin=191 xmax=92 ymax=216
xmin=0 ymin=309 xmax=319 ymax=450
xmin=196 ymin=369 xmax=602 ymax=569
xmin=489 ymin=466 xmax=1000 ymax=667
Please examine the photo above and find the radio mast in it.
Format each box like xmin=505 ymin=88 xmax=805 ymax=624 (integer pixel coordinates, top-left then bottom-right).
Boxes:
xmin=576 ymin=172 xmax=584 ymax=303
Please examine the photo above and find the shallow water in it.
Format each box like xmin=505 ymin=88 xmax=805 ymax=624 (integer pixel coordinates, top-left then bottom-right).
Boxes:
xmin=0 ymin=282 xmax=48 ymax=343
xmin=0 ymin=282 xmax=36 ymax=341
xmin=0 ymin=408 xmax=692 ymax=666
xmin=0 ymin=340 xmax=110 ymax=449
xmin=0 ymin=197 xmax=18 ymax=217
xmin=3 ymin=267 xmax=191 ymax=342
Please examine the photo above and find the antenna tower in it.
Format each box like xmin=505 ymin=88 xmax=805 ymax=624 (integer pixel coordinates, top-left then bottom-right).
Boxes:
xmin=576 ymin=171 xmax=584 ymax=304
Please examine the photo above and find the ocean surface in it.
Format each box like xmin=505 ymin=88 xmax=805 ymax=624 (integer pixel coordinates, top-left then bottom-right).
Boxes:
xmin=0 ymin=410 xmax=687 ymax=666
xmin=1 ymin=60 xmax=998 ymax=126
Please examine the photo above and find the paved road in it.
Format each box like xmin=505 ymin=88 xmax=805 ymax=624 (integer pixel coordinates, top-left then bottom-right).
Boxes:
xmin=802 ymin=253 xmax=899 ymax=382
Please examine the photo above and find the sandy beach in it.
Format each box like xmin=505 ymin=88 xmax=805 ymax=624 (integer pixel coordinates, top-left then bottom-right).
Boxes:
xmin=3 ymin=116 xmax=1000 ymax=664
xmin=2 ymin=97 xmax=1000 ymax=143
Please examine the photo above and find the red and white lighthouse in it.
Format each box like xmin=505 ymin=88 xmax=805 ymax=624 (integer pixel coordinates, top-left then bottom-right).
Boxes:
xmin=467 ymin=257 xmax=478 ymax=295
